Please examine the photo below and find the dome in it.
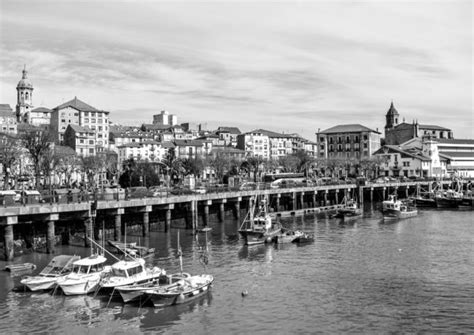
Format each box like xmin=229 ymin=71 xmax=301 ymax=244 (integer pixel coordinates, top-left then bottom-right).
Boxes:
xmin=16 ymin=68 xmax=33 ymax=90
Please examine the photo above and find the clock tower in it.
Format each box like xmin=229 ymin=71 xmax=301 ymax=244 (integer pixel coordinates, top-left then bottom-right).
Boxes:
xmin=15 ymin=66 xmax=34 ymax=123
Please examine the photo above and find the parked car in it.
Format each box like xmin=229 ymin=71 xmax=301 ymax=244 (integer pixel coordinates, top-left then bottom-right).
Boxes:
xmin=148 ymin=186 xmax=169 ymax=197
xmin=239 ymin=182 xmax=258 ymax=190
xmin=194 ymin=187 xmax=207 ymax=194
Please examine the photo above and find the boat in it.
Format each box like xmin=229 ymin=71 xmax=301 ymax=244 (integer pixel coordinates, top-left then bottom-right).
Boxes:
xmin=4 ymin=263 xmax=37 ymax=277
xmin=435 ymin=190 xmax=463 ymax=208
xmin=238 ymin=197 xmax=282 ymax=245
xmin=99 ymin=258 xmax=165 ymax=292
xmin=332 ymin=198 xmax=362 ymax=219
xmin=413 ymin=194 xmax=437 ymax=207
xmin=107 ymin=240 xmax=155 ymax=257
xmin=144 ymin=274 xmax=214 ymax=308
xmin=20 ymin=255 xmax=80 ymax=291
xmin=292 ymin=233 xmax=315 ymax=244
xmin=116 ymin=272 xmax=191 ymax=303
xmin=56 ymin=254 xmax=108 ymax=295
xmin=382 ymin=195 xmax=418 ymax=220
xmin=273 ymin=229 xmax=304 ymax=244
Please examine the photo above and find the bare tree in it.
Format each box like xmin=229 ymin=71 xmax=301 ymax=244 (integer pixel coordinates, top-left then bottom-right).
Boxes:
xmin=206 ymin=153 xmax=229 ymax=183
xmin=0 ymin=135 xmax=22 ymax=189
xmin=21 ymin=130 xmax=53 ymax=188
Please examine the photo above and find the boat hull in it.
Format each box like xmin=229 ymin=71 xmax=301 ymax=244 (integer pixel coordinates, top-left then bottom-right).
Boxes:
xmin=414 ymin=197 xmax=437 ymax=207
xmin=21 ymin=276 xmax=58 ymax=291
xmin=239 ymin=228 xmax=281 ymax=245
xmin=383 ymin=209 xmax=418 ymax=220
xmin=58 ymin=274 xmax=103 ymax=295
xmin=436 ymin=198 xmax=462 ymax=208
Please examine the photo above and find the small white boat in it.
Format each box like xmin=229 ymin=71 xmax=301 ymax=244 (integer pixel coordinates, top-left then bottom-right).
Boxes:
xmin=116 ymin=272 xmax=191 ymax=303
xmin=382 ymin=195 xmax=418 ymax=220
xmin=144 ymin=274 xmax=214 ymax=308
xmin=99 ymin=258 xmax=165 ymax=291
xmin=56 ymin=255 xmax=108 ymax=295
xmin=20 ymin=255 xmax=80 ymax=291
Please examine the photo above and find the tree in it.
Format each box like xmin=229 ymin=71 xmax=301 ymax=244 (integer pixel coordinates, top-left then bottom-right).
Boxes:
xmin=181 ymin=157 xmax=204 ymax=178
xmin=21 ymin=130 xmax=53 ymax=188
xmin=206 ymin=153 xmax=229 ymax=183
xmin=163 ymin=148 xmax=183 ymax=185
xmin=0 ymin=135 xmax=22 ymax=189
xmin=82 ymin=155 xmax=105 ymax=189
xmin=278 ymin=155 xmax=299 ymax=172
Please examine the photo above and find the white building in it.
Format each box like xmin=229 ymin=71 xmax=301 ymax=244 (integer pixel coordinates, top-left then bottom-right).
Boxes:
xmin=0 ymin=104 xmax=17 ymax=135
xmin=117 ymin=140 xmax=168 ymax=167
xmin=153 ymin=110 xmax=177 ymax=126
xmin=237 ymin=130 xmax=270 ymax=159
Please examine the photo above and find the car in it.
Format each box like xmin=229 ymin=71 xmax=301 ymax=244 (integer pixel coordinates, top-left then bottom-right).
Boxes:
xmin=194 ymin=187 xmax=207 ymax=194
xmin=239 ymin=182 xmax=258 ymax=190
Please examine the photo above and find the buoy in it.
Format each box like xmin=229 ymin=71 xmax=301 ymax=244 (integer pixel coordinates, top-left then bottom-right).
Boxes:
xmin=241 ymin=290 xmax=248 ymax=297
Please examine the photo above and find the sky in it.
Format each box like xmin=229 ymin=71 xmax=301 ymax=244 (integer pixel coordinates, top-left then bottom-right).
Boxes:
xmin=0 ymin=0 xmax=472 ymax=141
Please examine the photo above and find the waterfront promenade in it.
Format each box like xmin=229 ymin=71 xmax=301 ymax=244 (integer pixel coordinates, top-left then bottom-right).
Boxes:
xmin=1 ymin=180 xmax=461 ymax=261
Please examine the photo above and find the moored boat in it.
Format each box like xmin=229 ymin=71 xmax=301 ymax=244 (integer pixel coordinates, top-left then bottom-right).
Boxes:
xmin=20 ymin=255 xmax=80 ymax=291
xmin=435 ymin=190 xmax=463 ymax=208
xmin=333 ymin=199 xmax=362 ymax=219
xmin=144 ymin=274 xmax=214 ymax=308
xmin=273 ymin=229 xmax=304 ymax=244
xmin=56 ymin=254 xmax=108 ymax=295
xmin=238 ymin=197 xmax=282 ymax=245
xmin=382 ymin=195 xmax=418 ymax=220
xmin=292 ymin=233 xmax=315 ymax=244
xmin=107 ymin=240 xmax=155 ymax=257
xmin=116 ymin=272 xmax=191 ymax=303
xmin=99 ymin=258 xmax=165 ymax=292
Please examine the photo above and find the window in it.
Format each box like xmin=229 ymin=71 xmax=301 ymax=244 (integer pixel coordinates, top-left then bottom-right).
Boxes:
xmin=84 ymin=112 xmax=89 ymax=116
xmin=363 ymin=143 xmax=368 ymax=149
xmin=346 ymin=136 xmax=350 ymax=143
xmin=355 ymin=136 xmax=359 ymax=142
xmin=89 ymin=140 xmax=94 ymax=144
xmin=89 ymin=148 xmax=94 ymax=154
xmin=80 ymin=139 xmax=84 ymax=144
xmin=363 ymin=135 xmax=368 ymax=140
xmin=91 ymin=112 xmax=96 ymax=117
xmin=61 ymin=119 xmax=66 ymax=123
xmin=74 ymin=113 xmax=78 ymax=116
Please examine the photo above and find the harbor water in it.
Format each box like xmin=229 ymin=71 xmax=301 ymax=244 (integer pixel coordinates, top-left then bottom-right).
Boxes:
xmin=0 ymin=207 xmax=473 ymax=334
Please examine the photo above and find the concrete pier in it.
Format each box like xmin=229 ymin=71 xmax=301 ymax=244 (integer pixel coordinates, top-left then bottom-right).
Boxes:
xmin=202 ymin=200 xmax=211 ymax=226
xmin=300 ymin=192 xmax=304 ymax=210
xmin=216 ymin=199 xmax=227 ymax=222
xmin=46 ymin=214 xmax=58 ymax=254
xmin=142 ymin=211 xmax=150 ymax=237
xmin=3 ymin=224 xmax=14 ymax=261
xmin=164 ymin=204 xmax=174 ymax=232
xmin=84 ymin=217 xmax=92 ymax=248
xmin=114 ymin=209 xmax=124 ymax=241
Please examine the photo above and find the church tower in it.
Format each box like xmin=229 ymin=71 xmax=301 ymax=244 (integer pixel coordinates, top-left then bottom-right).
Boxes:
xmin=385 ymin=101 xmax=399 ymax=131
xmin=16 ymin=66 xmax=34 ymax=123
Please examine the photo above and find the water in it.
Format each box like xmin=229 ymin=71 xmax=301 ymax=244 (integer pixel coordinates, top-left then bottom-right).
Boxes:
xmin=1 ymin=207 xmax=473 ymax=334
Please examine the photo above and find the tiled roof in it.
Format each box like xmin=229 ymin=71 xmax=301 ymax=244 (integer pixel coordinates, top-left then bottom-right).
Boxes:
xmin=217 ymin=126 xmax=241 ymax=134
xmin=437 ymin=139 xmax=474 ymax=145
xmin=68 ymin=124 xmax=93 ymax=133
xmin=212 ymin=146 xmax=245 ymax=153
xmin=118 ymin=142 xmax=141 ymax=148
xmin=247 ymin=129 xmax=292 ymax=138
xmin=385 ymin=101 xmax=399 ymax=116
xmin=173 ymin=139 xmax=208 ymax=147
xmin=31 ymin=107 xmax=52 ymax=113
xmin=54 ymin=97 xmax=105 ymax=113
xmin=161 ymin=141 xmax=175 ymax=148
xmin=438 ymin=151 xmax=474 ymax=159
xmin=319 ymin=124 xmax=380 ymax=134
xmin=54 ymin=145 xmax=76 ymax=156
xmin=0 ymin=104 xmax=13 ymax=113
xmin=419 ymin=124 xmax=451 ymax=131
xmin=373 ymin=145 xmax=431 ymax=161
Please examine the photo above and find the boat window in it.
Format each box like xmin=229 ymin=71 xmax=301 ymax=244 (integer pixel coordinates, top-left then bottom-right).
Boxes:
xmin=127 ymin=266 xmax=143 ymax=276
xmin=113 ymin=268 xmax=127 ymax=277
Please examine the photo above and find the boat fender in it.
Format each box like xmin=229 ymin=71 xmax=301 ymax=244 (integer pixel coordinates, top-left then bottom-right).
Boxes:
xmin=241 ymin=290 xmax=248 ymax=297
xmin=177 ymin=293 xmax=185 ymax=303
xmin=265 ymin=237 xmax=272 ymax=243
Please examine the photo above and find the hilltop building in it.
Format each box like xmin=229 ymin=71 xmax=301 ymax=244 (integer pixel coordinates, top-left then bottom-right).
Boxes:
xmin=0 ymin=104 xmax=17 ymax=135
xmin=316 ymin=124 xmax=381 ymax=159
xmin=153 ymin=110 xmax=177 ymax=126
xmin=50 ymin=97 xmax=109 ymax=151
xmin=384 ymin=102 xmax=453 ymax=145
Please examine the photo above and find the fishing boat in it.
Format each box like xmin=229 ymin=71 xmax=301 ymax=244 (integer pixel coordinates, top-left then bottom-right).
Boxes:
xmin=116 ymin=272 xmax=191 ymax=303
xmin=333 ymin=198 xmax=362 ymax=219
xmin=435 ymin=190 xmax=463 ymax=208
xmin=107 ymin=240 xmax=155 ymax=257
xmin=382 ymin=195 xmax=418 ymax=220
xmin=56 ymin=254 xmax=108 ymax=295
xmin=144 ymin=274 xmax=214 ymax=308
xmin=292 ymin=233 xmax=315 ymax=244
xmin=238 ymin=197 xmax=282 ymax=245
xmin=273 ymin=229 xmax=304 ymax=244
xmin=99 ymin=258 xmax=165 ymax=292
xmin=20 ymin=255 xmax=80 ymax=291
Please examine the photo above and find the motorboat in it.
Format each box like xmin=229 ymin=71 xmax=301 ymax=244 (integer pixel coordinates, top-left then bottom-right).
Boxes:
xmin=56 ymin=254 xmax=108 ymax=295
xmin=333 ymin=199 xmax=362 ymax=219
xmin=238 ymin=197 xmax=282 ymax=245
xmin=144 ymin=274 xmax=214 ymax=308
xmin=292 ymin=233 xmax=315 ymax=244
xmin=20 ymin=255 xmax=80 ymax=291
xmin=273 ymin=229 xmax=304 ymax=244
xmin=116 ymin=272 xmax=191 ymax=303
xmin=107 ymin=240 xmax=155 ymax=257
xmin=99 ymin=258 xmax=165 ymax=291
xmin=382 ymin=195 xmax=418 ymax=220
xmin=435 ymin=189 xmax=463 ymax=208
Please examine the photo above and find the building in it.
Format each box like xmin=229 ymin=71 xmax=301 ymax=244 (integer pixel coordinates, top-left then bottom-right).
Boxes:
xmin=384 ymin=102 xmax=453 ymax=145
xmin=153 ymin=110 xmax=177 ymax=126
xmin=63 ymin=124 xmax=96 ymax=157
xmin=29 ymin=107 xmax=51 ymax=126
xmin=373 ymin=138 xmax=448 ymax=178
xmin=117 ymin=140 xmax=169 ymax=167
xmin=173 ymin=139 xmax=212 ymax=160
xmin=215 ymin=126 xmax=241 ymax=147
xmin=50 ymin=97 xmax=110 ymax=150
xmin=15 ymin=66 xmax=34 ymax=123
xmin=434 ymin=139 xmax=474 ymax=177
xmin=316 ymin=124 xmax=381 ymax=159
xmin=237 ymin=130 xmax=270 ymax=159
xmin=0 ymin=104 xmax=17 ymax=135
xmin=210 ymin=146 xmax=246 ymax=161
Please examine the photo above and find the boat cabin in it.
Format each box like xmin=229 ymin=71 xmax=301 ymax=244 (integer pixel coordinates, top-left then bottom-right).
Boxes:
xmin=253 ymin=216 xmax=272 ymax=232
xmin=71 ymin=255 xmax=107 ymax=275
xmin=111 ymin=259 xmax=146 ymax=278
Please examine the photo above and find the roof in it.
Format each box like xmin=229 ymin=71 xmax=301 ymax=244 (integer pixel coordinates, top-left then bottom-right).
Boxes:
xmin=0 ymin=104 xmax=15 ymax=118
xmin=54 ymin=145 xmax=76 ymax=156
xmin=73 ymin=255 xmax=107 ymax=266
xmin=247 ymin=129 xmax=292 ymax=138
xmin=54 ymin=97 xmax=105 ymax=113
xmin=161 ymin=141 xmax=175 ymax=148
xmin=438 ymin=151 xmax=474 ymax=159
xmin=386 ymin=101 xmax=399 ymax=116
xmin=212 ymin=146 xmax=245 ymax=153
xmin=419 ymin=124 xmax=451 ymax=131
xmin=174 ymin=139 xmax=209 ymax=147
xmin=118 ymin=142 xmax=141 ymax=148
xmin=319 ymin=124 xmax=380 ymax=134
xmin=437 ymin=139 xmax=474 ymax=145
xmin=216 ymin=126 xmax=241 ymax=134
xmin=373 ymin=145 xmax=431 ymax=161
xmin=31 ymin=107 xmax=52 ymax=113
xmin=67 ymin=124 xmax=94 ymax=133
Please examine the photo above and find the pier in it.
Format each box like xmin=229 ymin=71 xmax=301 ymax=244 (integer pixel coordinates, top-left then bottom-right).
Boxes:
xmin=0 ymin=180 xmax=468 ymax=261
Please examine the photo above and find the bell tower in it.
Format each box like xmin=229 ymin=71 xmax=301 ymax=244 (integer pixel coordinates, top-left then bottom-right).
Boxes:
xmin=385 ymin=101 xmax=399 ymax=131
xmin=15 ymin=65 xmax=34 ymax=123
